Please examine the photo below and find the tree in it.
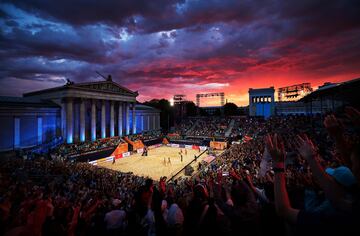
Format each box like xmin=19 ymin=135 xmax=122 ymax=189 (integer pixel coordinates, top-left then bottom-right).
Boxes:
xmin=199 ymin=108 xmax=208 ymax=116
xmin=223 ymin=102 xmax=238 ymax=116
xmin=143 ymin=99 xmax=174 ymax=131
xmin=185 ymin=102 xmax=197 ymax=116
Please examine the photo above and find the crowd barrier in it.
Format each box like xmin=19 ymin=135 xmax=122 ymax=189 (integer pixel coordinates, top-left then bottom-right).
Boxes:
xmin=89 ymin=151 xmax=132 ymax=165
xmin=167 ymin=143 xmax=207 ymax=151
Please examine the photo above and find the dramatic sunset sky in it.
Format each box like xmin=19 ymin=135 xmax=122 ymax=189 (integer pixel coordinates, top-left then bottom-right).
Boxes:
xmin=1 ymin=0 xmax=360 ymax=106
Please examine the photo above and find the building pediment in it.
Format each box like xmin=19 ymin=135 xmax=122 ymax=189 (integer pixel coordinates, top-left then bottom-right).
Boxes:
xmin=74 ymin=81 xmax=138 ymax=96
xmin=24 ymin=80 xmax=138 ymax=99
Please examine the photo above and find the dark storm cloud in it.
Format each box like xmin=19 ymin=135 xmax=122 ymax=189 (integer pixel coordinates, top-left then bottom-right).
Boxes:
xmin=3 ymin=0 xmax=179 ymax=27
xmin=278 ymin=0 xmax=360 ymax=40
xmin=0 ymin=0 xmax=360 ymax=103
xmin=0 ymin=25 xmax=116 ymax=63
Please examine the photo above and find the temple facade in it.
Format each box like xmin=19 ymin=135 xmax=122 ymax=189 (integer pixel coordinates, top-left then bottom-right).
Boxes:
xmin=0 ymin=79 xmax=160 ymax=151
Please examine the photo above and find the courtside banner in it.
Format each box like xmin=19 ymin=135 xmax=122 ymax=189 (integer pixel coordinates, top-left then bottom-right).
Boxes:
xmin=200 ymin=146 xmax=207 ymax=151
xmin=171 ymin=143 xmax=180 ymax=148
xmin=137 ymin=148 xmax=144 ymax=153
xmin=123 ymin=152 xmax=130 ymax=157
xmin=192 ymin=145 xmax=199 ymax=150
xmin=110 ymin=142 xmax=128 ymax=157
xmin=179 ymin=144 xmax=185 ymax=148
xmin=185 ymin=145 xmax=193 ymax=149
xmin=98 ymin=157 xmax=107 ymax=163
xmin=105 ymin=156 xmax=114 ymax=162
xmin=89 ymin=160 xmax=97 ymax=165
xmin=149 ymin=143 xmax=162 ymax=149
xmin=166 ymin=144 xmax=171 ymax=147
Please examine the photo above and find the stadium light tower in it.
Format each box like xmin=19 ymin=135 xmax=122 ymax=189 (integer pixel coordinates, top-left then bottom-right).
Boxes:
xmin=170 ymin=98 xmax=174 ymax=106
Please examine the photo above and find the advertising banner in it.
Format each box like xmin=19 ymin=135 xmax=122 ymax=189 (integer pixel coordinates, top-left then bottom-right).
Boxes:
xmin=192 ymin=145 xmax=199 ymax=150
xmin=210 ymin=141 xmax=227 ymax=150
xmin=162 ymin=138 xmax=170 ymax=144
xmin=111 ymin=142 xmax=128 ymax=157
xmin=89 ymin=160 xmax=97 ymax=165
xmin=133 ymin=140 xmax=145 ymax=150
xmin=122 ymin=152 xmax=130 ymax=157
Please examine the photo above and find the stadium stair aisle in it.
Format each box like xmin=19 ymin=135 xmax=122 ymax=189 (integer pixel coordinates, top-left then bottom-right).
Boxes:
xmin=185 ymin=119 xmax=199 ymax=135
xmin=225 ymin=119 xmax=235 ymax=137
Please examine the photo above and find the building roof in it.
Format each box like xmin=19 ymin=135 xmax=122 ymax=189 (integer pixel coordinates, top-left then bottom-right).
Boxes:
xmin=249 ymin=87 xmax=275 ymax=93
xmin=300 ymin=78 xmax=360 ymax=102
xmin=23 ymin=80 xmax=138 ymax=97
xmin=0 ymin=96 xmax=60 ymax=108
xmin=136 ymin=104 xmax=161 ymax=112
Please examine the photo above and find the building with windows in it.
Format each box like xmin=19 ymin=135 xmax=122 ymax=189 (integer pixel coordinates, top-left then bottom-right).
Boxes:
xmin=248 ymin=87 xmax=275 ymax=118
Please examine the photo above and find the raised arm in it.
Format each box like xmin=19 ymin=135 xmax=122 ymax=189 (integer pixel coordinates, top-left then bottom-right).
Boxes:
xmin=323 ymin=115 xmax=351 ymax=167
xmin=295 ymin=134 xmax=351 ymax=212
xmin=266 ymin=134 xmax=299 ymax=224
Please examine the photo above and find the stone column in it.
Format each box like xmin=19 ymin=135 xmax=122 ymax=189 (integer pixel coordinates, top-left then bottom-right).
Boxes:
xmin=118 ymin=102 xmax=123 ymax=136
xmin=14 ymin=117 xmax=20 ymax=148
xmin=61 ymin=100 xmax=66 ymax=138
xmin=141 ymin=115 xmax=144 ymax=132
xmin=66 ymin=98 xmax=73 ymax=144
xmin=80 ymin=99 xmax=86 ymax=142
xmin=132 ymin=103 xmax=136 ymax=134
xmin=157 ymin=115 xmax=160 ymax=129
xmin=73 ymin=101 xmax=79 ymax=142
xmin=152 ymin=114 xmax=156 ymax=130
xmin=147 ymin=115 xmax=150 ymax=131
xmin=110 ymin=101 xmax=115 ymax=137
xmin=126 ymin=103 xmax=130 ymax=135
xmin=37 ymin=116 xmax=43 ymax=145
xmin=101 ymin=100 xmax=106 ymax=139
xmin=91 ymin=99 xmax=96 ymax=141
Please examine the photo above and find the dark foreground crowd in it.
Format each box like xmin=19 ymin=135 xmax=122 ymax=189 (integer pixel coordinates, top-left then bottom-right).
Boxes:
xmin=1 ymin=107 xmax=360 ymax=236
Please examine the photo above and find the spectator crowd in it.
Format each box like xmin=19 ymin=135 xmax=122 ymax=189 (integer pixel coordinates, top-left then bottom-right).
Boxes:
xmin=1 ymin=107 xmax=360 ymax=236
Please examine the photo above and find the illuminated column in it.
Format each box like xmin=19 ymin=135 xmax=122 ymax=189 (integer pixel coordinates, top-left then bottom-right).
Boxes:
xmin=14 ymin=117 xmax=20 ymax=148
xmin=132 ymin=103 xmax=136 ymax=134
xmin=73 ymin=101 xmax=79 ymax=142
xmin=147 ymin=115 xmax=150 ymax=131
xmin=61 ymin=100 xmax=66 ymax=138
xmin=152 ymin=115 xmax=156 ymax=130
xmin=80 ymin=99 xmax=86 ymax=142
xmin=126 ymin=103 xmax=130 ymax=135
xmin=91 ymin=99 xmax=96 ymax=141
xmin=157 ymin=115 xmax=160 ymax=129
xmin=118 ymin=102 xmax=123 ymax=136
xmin=101 ymin=100 xmax=106 ymax=139
xmin=141 ymin=115 xmax=144 ymax=132
xmin=66 ymin=98 xmax=73 ymax=144
xmin=37 ymin=116 xmax=43 ymax=144
xmin=110 ymin=101 xmax=115 ymax=137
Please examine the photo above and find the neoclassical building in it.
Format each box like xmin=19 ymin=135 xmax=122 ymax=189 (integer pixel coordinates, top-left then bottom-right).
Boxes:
xmin=0 ymin=78 xmax=160 ymax=151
